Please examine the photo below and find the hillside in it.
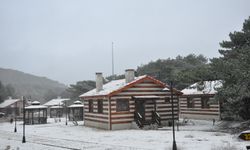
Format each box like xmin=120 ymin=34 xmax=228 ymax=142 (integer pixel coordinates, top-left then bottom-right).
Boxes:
xmin=0 ymin=68 xmax=67 ymax=103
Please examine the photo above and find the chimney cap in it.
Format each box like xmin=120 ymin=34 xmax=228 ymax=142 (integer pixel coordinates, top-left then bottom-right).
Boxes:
xmin=96 ymin=72 xmax=103 ymax=75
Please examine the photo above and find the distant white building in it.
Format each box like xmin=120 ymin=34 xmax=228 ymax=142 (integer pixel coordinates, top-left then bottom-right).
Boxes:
xmin=43 ymin=97 xmax=70 ymax=118
xmin=179 ymin=80 xmax=223 ymax=120
xmin=0 ymin=97 xmax=22 ymax=117
xmin=43 ymin=97 xmax=70 ymax=107
xmin=68 ymin=100 xmax=84 ymax=121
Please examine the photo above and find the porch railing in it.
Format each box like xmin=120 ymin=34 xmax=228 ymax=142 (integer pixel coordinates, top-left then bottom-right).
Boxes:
xmin=152 ymin=111 xmax=161 ymax=126
xmin=134 ymin=112 xmax=144 ymax=128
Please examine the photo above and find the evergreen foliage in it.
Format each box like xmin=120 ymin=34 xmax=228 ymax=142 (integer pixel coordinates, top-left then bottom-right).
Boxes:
xmin=211 ymin=16 xmax=250 ymax=120
xmin=136 ymin=54 xmax=214 ymax=89
xmin=67 ymin=80 xmax=95 ymax=101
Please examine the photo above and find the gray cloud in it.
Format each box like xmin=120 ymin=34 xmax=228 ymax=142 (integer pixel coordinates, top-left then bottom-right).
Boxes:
xmin=0 ymin=0 xmax=250 ymax=84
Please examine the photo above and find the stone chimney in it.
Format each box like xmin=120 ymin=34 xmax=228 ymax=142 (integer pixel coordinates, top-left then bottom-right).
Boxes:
xmin=96 ymin=72 xmax=103 ymax=92
xmin=125 ymin=69 xmax=135 ymax=83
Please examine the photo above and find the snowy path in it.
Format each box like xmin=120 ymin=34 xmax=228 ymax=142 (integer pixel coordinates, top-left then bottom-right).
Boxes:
xmin=0 ymin=129 xmax=149 ymax=150
xmin=0 ymin=119 xmax=248 ymax=150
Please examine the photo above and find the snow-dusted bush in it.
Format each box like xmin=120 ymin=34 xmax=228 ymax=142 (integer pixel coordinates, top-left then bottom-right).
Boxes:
xmin=211 ymin=144 xmax=239 ymax=150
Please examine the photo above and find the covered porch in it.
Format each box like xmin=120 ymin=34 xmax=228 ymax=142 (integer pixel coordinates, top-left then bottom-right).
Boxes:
xmin=132 ymin=96 xmax=164 ymax=128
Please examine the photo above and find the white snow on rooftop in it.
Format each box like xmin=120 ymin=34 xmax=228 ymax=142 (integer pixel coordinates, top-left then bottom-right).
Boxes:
xmin=133 ymin=95 xmax=160 ymax=99
xmin=0 ymin=99 xmax=20 ymax=108
xmin=43 ymin=98 xmax=70 ymax=106
xmin=73 ymin=100 xmax=82 ymax=104
xmin=68 ymin=100 xmax=84 ymax=108
xmin=25 ymin=105 xmax=47 ymax=109
xmin=50 ymin=105 xmax=64 ymax=109
xmin=162 ymin=87 xmax=170 ymax=91
xmin=68 ymin=104 xmax=84 ymax=108
xmin=181 ymin=80 xmax=223 ymax=95
xmin=80 ymin=75 xmax=147 ymax=97
xmin=31 ymin=101 xmax=40 ymax=105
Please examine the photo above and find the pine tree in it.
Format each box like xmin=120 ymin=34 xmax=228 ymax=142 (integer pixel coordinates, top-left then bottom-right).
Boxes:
xmin=66 ymin=80 xmax=95 ymax=101
xmin=211 ymin=16 xmax=250 ymax=120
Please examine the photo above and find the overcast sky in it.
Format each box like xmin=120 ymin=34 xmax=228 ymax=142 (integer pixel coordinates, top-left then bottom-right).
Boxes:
xmin=0 ymin=0 xmax=250 ymax=85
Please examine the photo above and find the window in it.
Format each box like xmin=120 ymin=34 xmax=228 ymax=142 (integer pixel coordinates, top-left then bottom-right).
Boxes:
xmin=187 ymin=97 xmax=194 ymax=108
xmin=116 ymin=99 xmax=129 ymax=112
xmin=89 ymin=101 xmax=93 ymax=112
xmin=97 ymin=100 xmax=103 ymax=113
xmin=201 ymin=97 xmax=210 ymax=108
xmin=165 ymin=97 xmax=170 ymax=103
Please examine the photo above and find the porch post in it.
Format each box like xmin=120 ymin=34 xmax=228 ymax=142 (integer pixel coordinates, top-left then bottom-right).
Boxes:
xmin=108 ymin=97 xmax=112 ymax=130
xmin=38 ymin=108 xmax=40 ymax=123
xmin=31 ymin=110 xmax=34 ymax=125
xmin=154 ymin=100 xmax=156 ymax=112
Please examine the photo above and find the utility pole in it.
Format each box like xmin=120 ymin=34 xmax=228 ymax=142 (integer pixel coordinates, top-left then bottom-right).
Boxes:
xmin=170 ymin=81 xmax=177 ymax=150
xmin=59 ymin=102 xmax=61 ymax=122
xmin=14 ymin=101 xmax=17 ymax=132
xmin=22 ymin=96 xmax=26 ymax=143
xmin=111 ymin=42 xmax=114 ymax=78
xmin=65 ymin=101 xmax=68 ymax=125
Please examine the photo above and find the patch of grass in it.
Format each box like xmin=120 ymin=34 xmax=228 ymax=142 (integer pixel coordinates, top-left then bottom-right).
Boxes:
xmin=184 ymin=134 xmax=194 ymax=138
xmin=213 ymin=132 xmax=226 ymax=136
xmin=211 ymin=144 xmax=240 ymax=150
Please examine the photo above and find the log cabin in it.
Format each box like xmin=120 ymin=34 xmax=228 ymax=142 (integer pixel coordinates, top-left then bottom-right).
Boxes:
xmin=179 ymin=80 xmax=222 ymax=120
xmin=80 ymin=69 xmax=182 ymax=130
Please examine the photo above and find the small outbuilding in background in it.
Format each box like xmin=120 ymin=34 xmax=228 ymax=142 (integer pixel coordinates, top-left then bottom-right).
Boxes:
xmin=43 ymin=97 xmax=70 ymax=118
xmin=25 ymin=101 xmax=47 ymax=125
xmin=0 ymin=97 xmax=22 ymax=117
xmin=68 ymin=100 xmax=84 ymax=121
xmin=179 ymin=80 xmax=222 ymax=120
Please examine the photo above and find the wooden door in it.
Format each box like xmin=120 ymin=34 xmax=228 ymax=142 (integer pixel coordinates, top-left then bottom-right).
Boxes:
xmin=135 ymin=100 xmax=145 ymax=120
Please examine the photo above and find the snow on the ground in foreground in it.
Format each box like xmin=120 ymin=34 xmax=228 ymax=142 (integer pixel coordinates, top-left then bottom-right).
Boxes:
xmin=0 ymin=118 xmax=248 ymax=150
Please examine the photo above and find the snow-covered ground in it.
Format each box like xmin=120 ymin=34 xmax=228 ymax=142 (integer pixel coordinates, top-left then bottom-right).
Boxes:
xmin=0 ymin=118 xmax=248 ymax=150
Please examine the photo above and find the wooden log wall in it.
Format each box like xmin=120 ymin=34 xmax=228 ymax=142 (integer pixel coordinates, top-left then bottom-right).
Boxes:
xmin=84 ymin=98 xmax=109 ymax=124
xmin=179 ymin=95 xmax=220 ymax=119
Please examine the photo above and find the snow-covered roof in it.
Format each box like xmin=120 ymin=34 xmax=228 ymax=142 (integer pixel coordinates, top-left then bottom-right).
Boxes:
xmin=68 ymin=104 xmax=84 ymax=108
xmin=68 ymin=100 xmax=84 ymax=108
xmin=73 ymin=100 xmax=82 ymax=104
xmin=80 ymin=75 xmax=147 ymax=97
xmin=162 ymin=87 xmax=170 ymax=91
xmin=31 ymin=101 xmax=40 ymax=105
xmin=0 ymin=99 xmax=20 ymax=108
xmin=181 ymin=80 xmax=223 ymax=95
xmin=25 ymin=105 xmax=47 ymax=109
xmin=50 ymin=105 xmax=64 ymax=109
xmin=43 ymin=98 xmax=70 ymax=106
xmin=133 ymin=96 xmax=160 ymax=99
